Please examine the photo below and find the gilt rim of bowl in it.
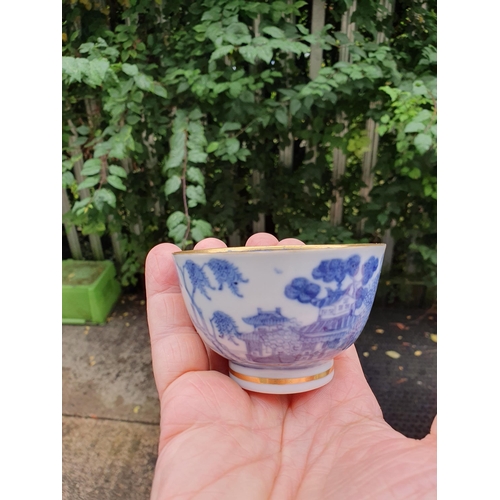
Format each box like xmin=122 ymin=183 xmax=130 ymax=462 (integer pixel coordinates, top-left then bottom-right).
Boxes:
xmin=173 ymin=243 xmax=386 ymax=255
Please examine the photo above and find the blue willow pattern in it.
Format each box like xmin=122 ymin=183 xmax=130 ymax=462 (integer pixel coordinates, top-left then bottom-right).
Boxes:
xmin=207 ymin=254 xmax=382 ymax=365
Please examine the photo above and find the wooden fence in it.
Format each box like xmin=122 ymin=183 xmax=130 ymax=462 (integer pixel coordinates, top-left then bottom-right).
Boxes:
xmin=63 ymin=0 xmax=405 ymax=274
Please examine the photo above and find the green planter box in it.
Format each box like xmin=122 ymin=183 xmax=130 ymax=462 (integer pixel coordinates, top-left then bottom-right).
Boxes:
xmin=62 ymin=260 xmax=121 ymax=324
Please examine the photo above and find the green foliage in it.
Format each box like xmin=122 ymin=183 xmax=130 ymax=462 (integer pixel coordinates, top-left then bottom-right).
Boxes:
xmin=62 ymin=0 xmax=436 ymax=292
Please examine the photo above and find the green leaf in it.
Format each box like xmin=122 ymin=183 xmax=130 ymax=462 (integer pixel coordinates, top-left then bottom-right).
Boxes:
xmin=122 ymin=63 xmax=138 ymax=76
xmin=86 ymin=58 xmax=110 ymax=86
xmin=62 ymin=171 xmax=75 ymax=188
xmin=107 ymin=174 xmax=127 ymax=191
xmin=108 ymin=165 xmax=128 ymax=178
xmin=166 ymin=211 xmax=187 ymax=230
xmin=404 ymin=121 xmax=426 ymax=134
xmin=77 ymin=125 xmax=90 ymax=135
xmin=164 ymin=130 xmax=186 ymax=171
xmin=414 ymin=133 xmax=433 ymax=155
xmin=93 ymin=188 xmax=116 ymax=209
xmin=164 ymin=175 xmax=182 ymax=196
xmin=413 ymin=109 xmax=433 ymax=123
xmin=81 ymin=159 xmax=102 ymax=176
xmin=134 ymin=73 xmax=154 ymax=91
xmin=262 ymin=26 xmax=285 ymax=39
xmin=152 ymin=83 xmax=167 ymax=98
xmin=188 ymin=150 xmax=208 ymax=163
xmin=255 ymin=45 xmax=273 ymax=63
xmin=225 ymin=138 xmax=240 ymax=155
xmin=210 ymin=45 xmax=233 ymax=62
xmin=72 ymin=197 xmax=91 ymax=213
xmin=168 ymin=223 xmax=188 ymax=244
xmin=187 ymin=166 xmax=205 ymax=186
xmin=188 ymin=108 xmax=203 ymax=120
xmin=239 ymin=45 xmax=258 ymax=64
xmin=225 ymin=23 xmax=251 ymax=46
xmin=62 ymin=57 xmax=87 ymax=83
xmin=221 ymin=122 xmax=241 ymax=133
xmin=186 ymin=185 xmax=206 ymax=207
xmin=201 ymin=7 xmax=221 ymax=21
xmin=206 ymin=141 xmax=219 ymax=153
xmin=408 ymin=167 xmax=422 ymax=179
xmin=78 ymin=176 xmax=100 ymax=190
xmin=290 ymin=98 xmax=301 ymax=116
xmin=412 ymin=80 xmax=428 ymax=96
xmin=191 ymin=219 xmax=213 ymax=242
xmin=240 ymin=90 xmax=255 ymax=103
xmin=126 ymin=114 xmax=141 ymax=125
xmin=275 ymin=108 xmax=288 ymax=126
xmin=79 ymin=42 xmax=94 ymax=54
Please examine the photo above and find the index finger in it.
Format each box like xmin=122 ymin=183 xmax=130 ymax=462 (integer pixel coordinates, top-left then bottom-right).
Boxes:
xmin=145 ymin=243 xmax=209 ymax=397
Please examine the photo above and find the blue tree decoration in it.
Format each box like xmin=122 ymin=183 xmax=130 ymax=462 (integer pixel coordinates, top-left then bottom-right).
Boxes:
xmin=345 ymin=255 xmax=361 ymax=277
xmin=185 ymin=260 xmax=215 ymax=299
xmin=355 ymin=287 xmax=367 ymax=309
xmin=312 ymin=259 xmax=347 ymax=288
xmin=362 ymin=257 xmax=379 ymax=285
xmin=311 ymin=287 xmax=347 ymax=308
xmin=206 ymin=259 xmax=249 ymax=298
xmin=285 ymin=278 xmax=321 ymax=304
xmin=211 ymin=311 xmax=241 ymax=345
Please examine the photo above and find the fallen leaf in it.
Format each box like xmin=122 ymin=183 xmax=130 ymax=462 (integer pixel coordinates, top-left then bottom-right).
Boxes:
xmin=133 ymin=405 xmax=141 ymax=414
xmin=392 ymin=322 xmax=406 ymax=331
xmin=89 ymin=356 xmax=96 ymax=366
xmin=125 ymin=322 xmax=130 ymax=327
xmin=363 ymin=352 xmax=369 ymax=357
xmin=398 ymin=366 xmax=404 ymax=371
xmin=376 ymin=328 xmax=384 ymax=334
xmin=414 ymin=350 xmax=423 ymax=356
xmin=89 ymin=414 xmax=98 ymax=419
xmin=84 ymin=326 xmax=90 ymax=335
xmin=371 ymin=345 xmax=378 ymax=351
xmin=395 ymin=378 xmax=408 ymax=384
xmin=123 ymin=312 xmax=129 ymax=317
xmin=430 ymin=333 xmax=437 ymax=343
xmin=68 ymin=272 xmax=75 ymax=279
xmin=385 ymin=350 xmax=401 ymax=359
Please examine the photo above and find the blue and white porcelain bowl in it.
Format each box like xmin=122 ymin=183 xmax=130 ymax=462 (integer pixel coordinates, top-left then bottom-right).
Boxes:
xmin=173 ymin=244 xmax=386 ymax=394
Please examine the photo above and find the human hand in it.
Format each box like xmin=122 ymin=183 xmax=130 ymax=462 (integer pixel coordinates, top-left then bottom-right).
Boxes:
xmin=145 ymin=233 xmax=437 ymax=500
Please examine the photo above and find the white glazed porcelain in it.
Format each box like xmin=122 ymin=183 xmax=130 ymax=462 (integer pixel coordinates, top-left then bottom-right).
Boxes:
xmin=173 ymin=244 xmax=386 ymax=394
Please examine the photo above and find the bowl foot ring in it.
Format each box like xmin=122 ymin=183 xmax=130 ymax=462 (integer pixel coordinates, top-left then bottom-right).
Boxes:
xmin=228 ymin=359 xmax=334 ymax=394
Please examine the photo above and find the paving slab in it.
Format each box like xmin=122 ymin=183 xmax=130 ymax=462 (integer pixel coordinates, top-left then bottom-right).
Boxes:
xmin=63 ymin=294 xmax=160 ymax=424
xmin=62 ymin=416 xmax=159 ymax=500
xmin=63 ymin=292 xmax=437 ymax=499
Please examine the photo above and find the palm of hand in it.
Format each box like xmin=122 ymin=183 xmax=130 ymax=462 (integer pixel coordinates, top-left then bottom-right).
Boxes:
xmin=146 ymin=236 xmax=436 ymax=500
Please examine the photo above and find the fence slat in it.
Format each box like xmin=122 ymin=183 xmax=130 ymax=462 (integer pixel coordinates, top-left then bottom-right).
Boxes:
xmin=330 ymin=2 xmax=357 ymax=227
xmin=251 ymin=16 xmax=267 ymax=234
xmin=309 ymin=0 xmax=326 ymax=80
xmin=280 ymin=0 xmax=296 ymax=170
xmin=68 ymin=123 xmax=104 ymax=260
xmin=62 ymin=188 xmax=83 ymax=260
